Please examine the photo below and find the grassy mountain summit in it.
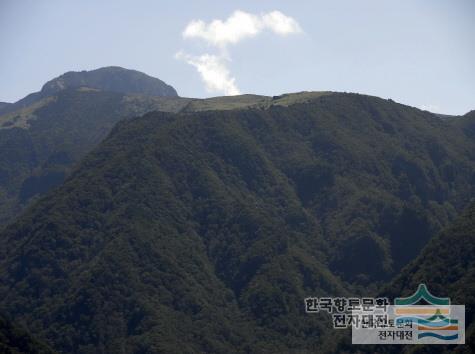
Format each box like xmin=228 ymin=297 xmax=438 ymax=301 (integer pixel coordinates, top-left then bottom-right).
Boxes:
xmin=179 ymin=91 xmax=333 ymax=112
xmin=41 ymin=66 xmax=178 ymax=97
xmin=0 ymin=67 xmax=178 ymax=116
xmin=0 ymin=92 xmax=473 ymax=352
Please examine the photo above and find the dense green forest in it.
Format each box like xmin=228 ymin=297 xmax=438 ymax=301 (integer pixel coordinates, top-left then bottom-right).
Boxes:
xmin=0 ymin=91 xmax=473 ymax=353
xmin=0 ymin=85 xmax=190 ymax=227
xmin=0 ymin=314 xmax=55 ymax=354
xmin=0 ymin=69 xmax=323 ymax=230
xmin=387 ymin=201 xmax=475 ymax=353
xmin=334 ymin=202 xmax=475 ymax=354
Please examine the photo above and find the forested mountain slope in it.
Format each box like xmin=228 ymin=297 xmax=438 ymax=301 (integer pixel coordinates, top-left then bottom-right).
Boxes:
xmin=0 ymin=93 xmax=473 ymax=352
xmin=334 ymin=202 xmax=475 ymax=354
xmin=0 ymin=88 xmax=190 ymax=227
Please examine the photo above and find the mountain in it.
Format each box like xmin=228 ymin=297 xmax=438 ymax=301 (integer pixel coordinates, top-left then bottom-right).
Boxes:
xmin=0 ymin=73 xmax=328 ymax=229
xmin=41 ymin=67 xmax=178 ymax=98
xmin=388 ymin=202 xmax=475 ymax=353
xmin=334 ymin=202 xmax=475 ymax=354
xmin=457 ymin=110 xmax=475 ymax=139
xmin=0 ymin=67 xmax=178 ymax=116
xmin=0 ymin=102 xmax=11 ymax=112
xmin=0 ymin=92 xmax=473 ymax=353
xmin=0 ymin=67 xmax=191 ymax=228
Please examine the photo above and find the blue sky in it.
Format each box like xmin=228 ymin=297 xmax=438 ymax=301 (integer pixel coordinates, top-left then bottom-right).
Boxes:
xmin=0 ymin=0 xmax=473 ymax=114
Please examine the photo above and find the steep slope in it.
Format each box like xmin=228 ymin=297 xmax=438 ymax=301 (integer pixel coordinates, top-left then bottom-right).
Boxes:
xmin=0 ymin=89 xmax=191 ymax=227
xmin=0 ymin=93 xmax=474 ymax=352
xmin=0 ymin=109 xmax=345 ymax=353
xmin=386 ymin=202 xmax=475 ymax=354
xmin=0 ymin=67 xmax=184 ymax=228
xmin=333 ymin=202 xmax=475 ymax=354
xmin=0 ymin=70 xmax=332 ymax=231
xmin=0 ymin=89 xmax=331 ymax=228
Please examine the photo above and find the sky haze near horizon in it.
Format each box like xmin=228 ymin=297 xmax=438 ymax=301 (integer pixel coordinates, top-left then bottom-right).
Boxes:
xmin=0 ymin=0 xmax=473 ymax=115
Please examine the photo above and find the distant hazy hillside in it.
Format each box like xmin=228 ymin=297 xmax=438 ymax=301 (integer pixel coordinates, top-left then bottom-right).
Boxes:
xmin=0 ymin=93 xmax=473 ymax=353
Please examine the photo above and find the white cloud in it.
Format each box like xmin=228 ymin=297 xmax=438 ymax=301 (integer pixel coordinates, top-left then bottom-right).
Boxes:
xmin=178 ymin=10 xmax=302 ymax=95
xmin=176 ymin=52 xmax=240 ymax=95
xmin=183 ymin=11 xmax=262 ymax=48
xmin=182 ymin=10 xmax=302 ymax=48
xmin=262 ymin=11 xmax=303 ymax=36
